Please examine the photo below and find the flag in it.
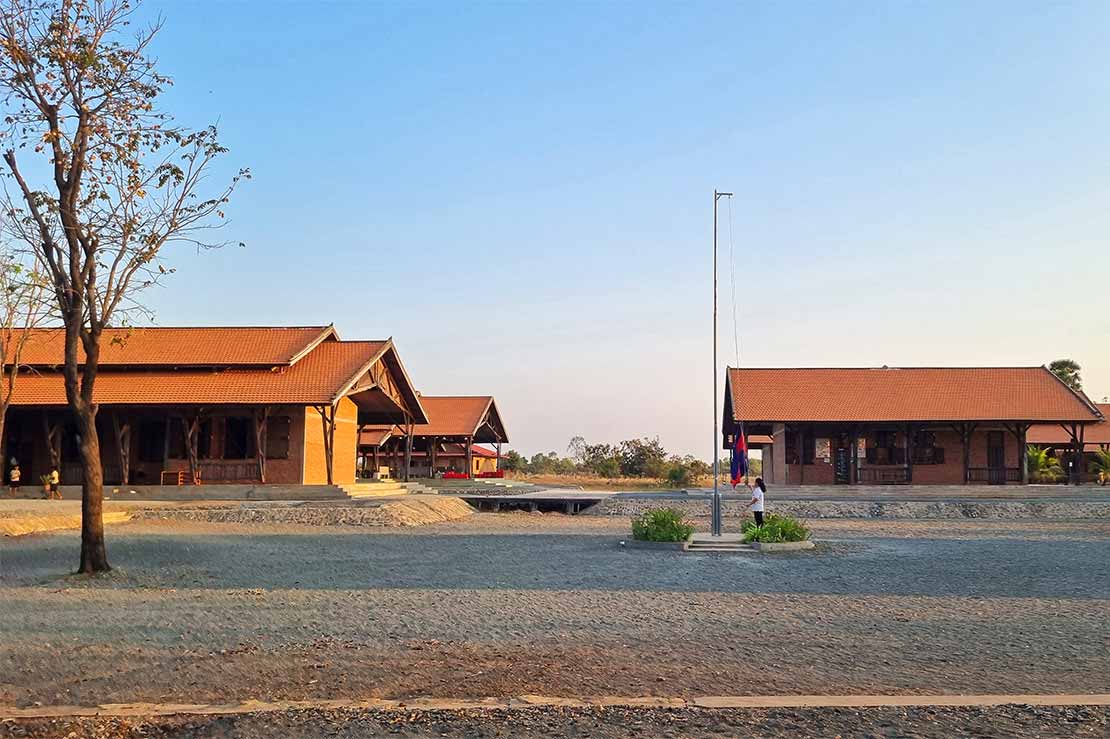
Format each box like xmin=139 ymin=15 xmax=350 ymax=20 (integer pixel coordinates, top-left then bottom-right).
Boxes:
xmin=730 ymin=425 xmax=749 ymax=486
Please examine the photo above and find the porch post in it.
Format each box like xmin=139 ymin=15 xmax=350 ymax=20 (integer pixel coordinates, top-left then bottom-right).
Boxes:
xmin=185 ymin=413 xmax=201 ymax=484
xmin=429 ymin=435 xmax=438 ymax=478
xmin=111 ymin=412 xmax=131 ymax=486
xmin=317 ymin=404 xmax=337 ymax=486
xmin=798 ymin=426 xmax=805 ymax=485
xmin=403 ymin=418 xmax=414 ymax=482
xmin=904 ymin=423 xmax=914 ymax=484
xmin=466 ymin=435 xmax=474 ymax=478
xmin=253 ymin=407 xmax=269 ymax=483
xmin=496 ymin=440 xmax=502 ymax=472
xmin=373 ymin=445 xmax=380 ymax=477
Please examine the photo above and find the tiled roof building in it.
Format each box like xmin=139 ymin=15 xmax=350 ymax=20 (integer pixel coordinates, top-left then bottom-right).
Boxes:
xmin=724 ymin=366 xmax=1103 ymax=485
xmin=4 ymin=326 xmax=427 ymax=487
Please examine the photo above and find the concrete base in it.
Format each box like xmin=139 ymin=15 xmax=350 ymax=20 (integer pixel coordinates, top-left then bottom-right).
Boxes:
xmin=622 ymin=539 xmax=687 ymax=551
xmin=751 ymin=540 xmax=816 ymax=552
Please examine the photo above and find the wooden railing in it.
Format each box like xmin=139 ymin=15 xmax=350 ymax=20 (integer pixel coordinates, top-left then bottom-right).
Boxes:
xmin=968 ymin=467 xmax=1021 ymax=484
xmin=856 ymin=467 xmax=910 ymax=484
xmin=196 ymin=460 xmax=260 ymax=483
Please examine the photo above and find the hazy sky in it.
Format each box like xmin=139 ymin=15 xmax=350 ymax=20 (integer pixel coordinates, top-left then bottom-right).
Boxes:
xmin=134 ymin=1 xmax=1108 ymax=458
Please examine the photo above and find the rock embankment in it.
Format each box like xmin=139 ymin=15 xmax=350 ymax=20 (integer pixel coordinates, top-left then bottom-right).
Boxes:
xmin=589 ymin=497 xmax=1110 ymax=519
xmin=131 ymin=497 xmax=474 ymax=527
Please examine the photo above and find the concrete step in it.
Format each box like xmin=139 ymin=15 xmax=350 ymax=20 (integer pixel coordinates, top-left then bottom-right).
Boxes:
xmin=341 ymin=482 xmax=408 ymax=499
xmin=685 ymin=533 xmax=755 ymax=553
xmin=399 ymin=482 xmax=436 ymax=495
xmin=686 ymin=543 xmax=756 ymax=552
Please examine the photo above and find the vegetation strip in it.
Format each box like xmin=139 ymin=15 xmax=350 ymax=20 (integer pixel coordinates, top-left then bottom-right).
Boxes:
xmin=3 ymin=694 xmax=1109 ymax=720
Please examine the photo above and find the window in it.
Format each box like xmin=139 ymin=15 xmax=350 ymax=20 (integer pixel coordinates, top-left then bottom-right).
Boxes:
xmin=785 ymin=432 xmax=798 ymax=465
xmin=266 ymin=416 xmax=291 ymax=459
xmin=785 ymin=431 xmax=816 ymax=465
xmin=223 ymin=417 xmax=254 ymax=460
xmin=802 ymin=435 xmax=816 ymax=465
xmin=137 ymin=421 xmax=166 ymax=463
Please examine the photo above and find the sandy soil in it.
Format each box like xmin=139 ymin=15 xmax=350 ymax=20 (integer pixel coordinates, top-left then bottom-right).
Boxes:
xmin=1 ymin=514 xmax=1107 ymax=736
xmin=3 ymin=705 xmax=1107 ymax=738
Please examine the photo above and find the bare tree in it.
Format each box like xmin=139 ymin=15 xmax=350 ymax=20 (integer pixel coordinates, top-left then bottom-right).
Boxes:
xmin=0 ymin=0 xmax=247 ymax=572
xmin=0 ymin=248 xmax=48 ymax=463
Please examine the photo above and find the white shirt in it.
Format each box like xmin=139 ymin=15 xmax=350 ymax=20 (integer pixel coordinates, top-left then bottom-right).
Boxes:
xmin=750 ymin=488 xmax=764 ymax=512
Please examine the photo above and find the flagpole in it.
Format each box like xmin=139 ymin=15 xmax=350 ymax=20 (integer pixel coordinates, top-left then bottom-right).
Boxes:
xmin=713 ymin=189 xmax=732 ymax=537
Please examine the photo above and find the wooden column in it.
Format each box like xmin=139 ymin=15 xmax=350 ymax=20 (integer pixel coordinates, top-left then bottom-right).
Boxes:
xmin=1005 ymin=423 xmax=1031 ymax=485
xmin=40 ymin=412 xmax=61 ymax=471
xmin=953 ymin=423 xmax=977 ymax=485
xmin=403 ymin=418 xmax=414 ymax=482
xmin=798 ymin=426 xmax=805 ymax=485
xmin=253 ymin=407 xmax=269 ymax=483
xmin=372 ymin=445 xmax=380 ymax=477
xmin=466 ymin=435 xmax=474 ymax=478
xmin=429 ymin=435 xmax=438 ymax=478
xmin=111 ymin=413 xmax=131 ymax=486
xmin=496 ymin=440 xmax=502 ymax=472
xmin=904 ymin=424 xmax=914 ymax=484
xmin=185 ymin=413 xmax=201 ymax=484
xmin=317 ymin=404 xmax=337 ymax=485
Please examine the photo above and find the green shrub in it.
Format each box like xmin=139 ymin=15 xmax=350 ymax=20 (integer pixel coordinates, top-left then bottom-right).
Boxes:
xmin=741 ymin=514 xmax=811 ymax=544
xmin=631 ymin=508 xmax=695 ymax=542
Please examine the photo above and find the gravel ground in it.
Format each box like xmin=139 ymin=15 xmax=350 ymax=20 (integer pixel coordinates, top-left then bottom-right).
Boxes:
xmin=1 ymin=515 xmax=1108 ymax=719
xmin=3 ymin=705 xmax=1107 ymax=739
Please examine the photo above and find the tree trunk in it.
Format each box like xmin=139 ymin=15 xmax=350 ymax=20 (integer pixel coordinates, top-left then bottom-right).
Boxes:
xmin=74 ymin=405 xmax=109 ymax=573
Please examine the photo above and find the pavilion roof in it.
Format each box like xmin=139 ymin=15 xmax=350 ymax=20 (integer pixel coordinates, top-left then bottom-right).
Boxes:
xmin=726 ymin=367 xmax=1103 ymax=424
xmin=11 ymin=326 xmax=337 ymax=367
xmin=1028 ymin=404 xmax=1110 ymax=445
xmin=362 ymin=395 xmax=509 ymax=443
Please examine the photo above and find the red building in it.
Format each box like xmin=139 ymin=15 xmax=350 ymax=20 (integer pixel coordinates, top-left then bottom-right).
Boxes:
xmin=723 ymin=366 xmax=1103 ymax=485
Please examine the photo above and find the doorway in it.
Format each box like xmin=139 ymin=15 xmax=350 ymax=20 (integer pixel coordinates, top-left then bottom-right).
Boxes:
xmin=987 ymin=431 xmax=1006 ymax=484
xmin=834 ymin=446 xmax=851 ymax=484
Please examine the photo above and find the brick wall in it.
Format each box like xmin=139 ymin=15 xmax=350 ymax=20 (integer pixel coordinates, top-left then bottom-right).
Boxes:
xmin=302 ymin=397 xmax=358 ymax=485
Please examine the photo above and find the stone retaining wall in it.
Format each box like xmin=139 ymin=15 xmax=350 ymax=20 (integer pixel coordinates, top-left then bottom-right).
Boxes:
xmin=589 ymin=497 xmax=1110 ymax=520
xmin=131 ymin=498 xmax=474 ymax=527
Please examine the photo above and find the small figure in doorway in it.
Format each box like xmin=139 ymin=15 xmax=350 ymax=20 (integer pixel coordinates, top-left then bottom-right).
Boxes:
xmin=48 ymin=466 xmax=61 ymax=500
xmin=749 ymin=476 xmax=766 ymax=527
xmin=7 ymin=463 xmax=20 ymax=498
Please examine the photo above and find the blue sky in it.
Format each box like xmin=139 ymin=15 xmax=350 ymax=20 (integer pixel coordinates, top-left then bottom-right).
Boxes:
xmin=136 ymin=1 xmax=1109 ymax=457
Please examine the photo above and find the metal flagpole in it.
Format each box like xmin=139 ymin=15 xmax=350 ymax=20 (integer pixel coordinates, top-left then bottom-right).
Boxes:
xmin=713 ymin=189 xmax=732 ymax=537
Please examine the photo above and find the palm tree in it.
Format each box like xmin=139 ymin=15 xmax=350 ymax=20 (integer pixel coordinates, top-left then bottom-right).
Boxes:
xmin=1049 ymin=359 xmax=1082 ymax=391
xmin=1026 ymin=445 xmax=1065 ymax=483
xmin=1089 ymin=449 xmax=1110 ymax=486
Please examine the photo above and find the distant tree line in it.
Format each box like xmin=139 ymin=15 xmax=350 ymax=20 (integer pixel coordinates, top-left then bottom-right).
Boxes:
xmin=500 ymin=436 xmax=713 ymax=486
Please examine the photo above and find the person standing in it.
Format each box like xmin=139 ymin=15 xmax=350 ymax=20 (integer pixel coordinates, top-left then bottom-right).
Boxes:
xmin=49 ymin=466 xmax=60 ymax=500
xmin=7 ymin=463 xmax=20 ymax=498
xmin=749 ymin=476 xmax=766 ymax=527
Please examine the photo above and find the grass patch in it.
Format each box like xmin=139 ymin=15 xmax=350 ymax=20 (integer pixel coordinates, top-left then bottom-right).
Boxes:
xmin=631 ymin=508 xmax=695 ymax=542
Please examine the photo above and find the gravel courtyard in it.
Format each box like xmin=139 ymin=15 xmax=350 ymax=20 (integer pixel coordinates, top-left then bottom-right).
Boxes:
xmin=1 ymin=513 xmax=1108 ymax=736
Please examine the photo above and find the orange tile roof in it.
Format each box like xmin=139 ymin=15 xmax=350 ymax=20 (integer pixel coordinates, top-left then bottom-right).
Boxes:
xmin=1028 ymin=404 xmax=1110 ymax=445
xmin=415 ymin=396 xmax=497 ymax=437
xmin=360 ymin=395 xmax=509 ymax=443
xmin=359 ymin=427 xmax=395 ymax=446
xmin=727 ymin=367 xmax=1102 ymax=423
xmin=11 ymin=326 xmax=334 ymax=367
xmin=11 ymin=340 xmax=387 ymax=406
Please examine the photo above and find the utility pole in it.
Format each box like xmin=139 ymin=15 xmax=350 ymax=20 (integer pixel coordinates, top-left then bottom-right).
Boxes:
xmin=713 ymin=189 xmax=732 ymax=537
